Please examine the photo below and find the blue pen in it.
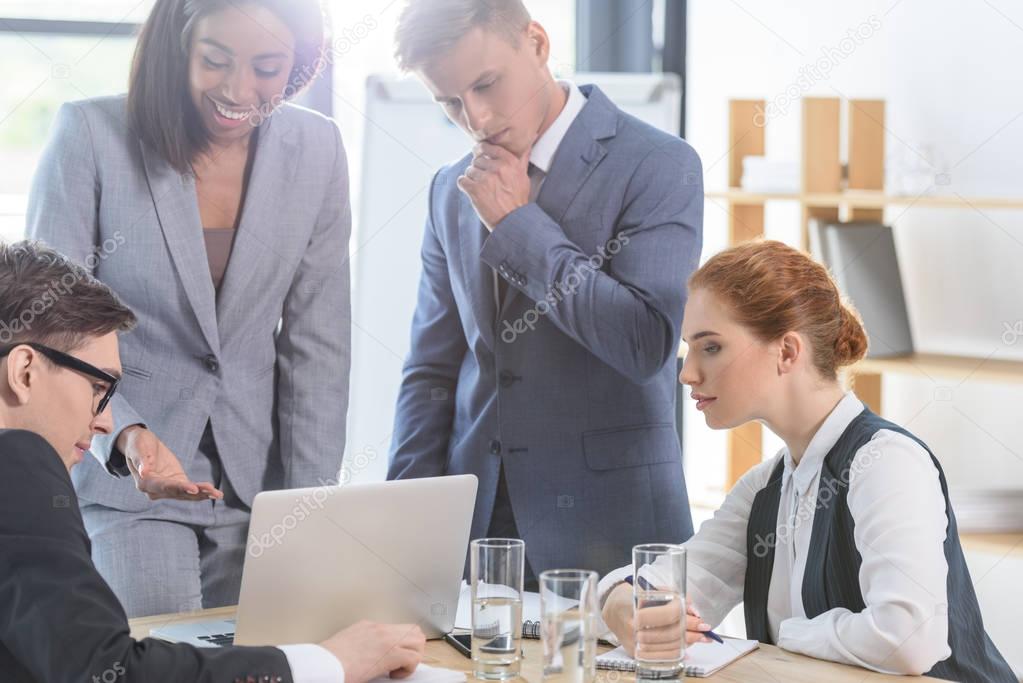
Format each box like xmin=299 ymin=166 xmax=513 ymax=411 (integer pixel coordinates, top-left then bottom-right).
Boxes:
xmin=628 ymin=574 xmax=725 ymax=644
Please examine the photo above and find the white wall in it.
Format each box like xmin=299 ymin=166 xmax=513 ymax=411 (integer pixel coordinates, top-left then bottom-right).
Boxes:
xmin=683 ymin=0 xmax=1023 ymax=494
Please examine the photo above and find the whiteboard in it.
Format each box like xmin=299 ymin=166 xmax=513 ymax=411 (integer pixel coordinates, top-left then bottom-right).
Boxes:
xmin=346 ymin=72 xmax=682 ymax=483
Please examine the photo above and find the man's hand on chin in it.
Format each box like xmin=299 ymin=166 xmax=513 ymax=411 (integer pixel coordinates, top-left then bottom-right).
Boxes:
xmin=457 ymin=141 xmax=532 ymax=231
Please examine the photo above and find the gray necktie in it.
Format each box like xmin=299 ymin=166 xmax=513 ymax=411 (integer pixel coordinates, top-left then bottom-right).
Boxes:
xmin=527 ymin=162 xmax=544 ymax=203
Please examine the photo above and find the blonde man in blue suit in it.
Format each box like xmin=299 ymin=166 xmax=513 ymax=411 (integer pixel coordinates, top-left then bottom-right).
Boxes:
xmin=388 ymin=0 xmax=704 ymax=585
xmin=28 ymin=0 xmax=351 ymax=618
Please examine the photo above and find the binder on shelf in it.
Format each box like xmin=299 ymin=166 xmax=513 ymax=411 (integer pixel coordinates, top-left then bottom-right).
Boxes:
xmin=809 ymin=220 xmax=914 ymax=358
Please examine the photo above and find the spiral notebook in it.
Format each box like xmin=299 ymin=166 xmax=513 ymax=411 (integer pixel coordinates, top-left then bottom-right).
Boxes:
xmin=454 ymin=581 xmax=544 ymax=637
xmin=596 ymin=638 xmax=759 ymax=677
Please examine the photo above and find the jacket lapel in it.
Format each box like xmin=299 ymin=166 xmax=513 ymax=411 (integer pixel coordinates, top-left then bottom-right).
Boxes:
xmin=801 ymin=419 xmax=863 ymax=619
xmin=533 ymin=85 xmax=616 ymax=225
xmin=216 ymin=115 xmax=299 ymax=330
xmin=140 ymin=142 xmax=220 ymax=353
xmin=743 ymin=458 xmax=785 ymax=645
xmin=498 ymin=84 xmax=616 ymax=317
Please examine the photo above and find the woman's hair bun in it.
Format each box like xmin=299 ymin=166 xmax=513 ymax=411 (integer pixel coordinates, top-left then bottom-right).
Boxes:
xmin=834 ymin=303 xmax=869 ymax=367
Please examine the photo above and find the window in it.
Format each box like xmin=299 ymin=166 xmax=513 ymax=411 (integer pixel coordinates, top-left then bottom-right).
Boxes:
xmin=0 ymin=0 xmax=152 ymax=22
xmin=0 ymin=32 xmax=138 ymax=240
xmin=0 ymin=2 xmax=150 ymax=241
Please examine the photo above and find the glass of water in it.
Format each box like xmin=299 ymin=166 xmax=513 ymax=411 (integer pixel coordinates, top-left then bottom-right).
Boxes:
xmin=632 ymin=544 xmax=687 ymax=681
xmin=539 ymin=569 xmax=598 ymax=682
xmin=470 ymin=538 xmax=525 ymax=680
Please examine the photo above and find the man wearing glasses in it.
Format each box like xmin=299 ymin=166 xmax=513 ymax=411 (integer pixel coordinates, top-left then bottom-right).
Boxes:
xmin=0 ymin=241 xmax=425 ymax=683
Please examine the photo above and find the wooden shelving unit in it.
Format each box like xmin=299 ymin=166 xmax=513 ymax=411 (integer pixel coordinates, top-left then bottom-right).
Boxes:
xmin=708 ymin=97 xmax=1023 ymax=488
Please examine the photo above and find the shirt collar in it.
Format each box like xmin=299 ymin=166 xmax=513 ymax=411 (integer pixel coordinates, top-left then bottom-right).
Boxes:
xmin=529 ymin=80 xmax=586 ymax=174
xmin=782 ymin=392 xmax=865 ymax=496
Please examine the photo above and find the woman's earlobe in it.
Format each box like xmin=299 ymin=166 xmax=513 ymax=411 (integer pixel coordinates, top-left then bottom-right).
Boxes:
xmin=777 ymin=332 xmax=802 ymax=373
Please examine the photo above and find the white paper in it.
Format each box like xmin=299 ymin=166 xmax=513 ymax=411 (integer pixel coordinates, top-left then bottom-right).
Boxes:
xmin=370 ymin=663 xmax=465 ymax=683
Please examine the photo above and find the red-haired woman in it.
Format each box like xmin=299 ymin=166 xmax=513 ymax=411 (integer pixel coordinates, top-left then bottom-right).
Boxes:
xmin=599 ymin=240 xmax=1014 ymax=681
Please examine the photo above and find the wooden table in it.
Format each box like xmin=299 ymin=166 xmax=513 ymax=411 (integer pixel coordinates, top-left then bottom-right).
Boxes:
xmin=129 ymin=607 xmax=951 ymax=682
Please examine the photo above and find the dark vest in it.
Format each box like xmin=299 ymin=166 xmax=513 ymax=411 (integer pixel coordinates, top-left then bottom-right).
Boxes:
xmin=743 ymin=408 xmax=1015 ymax=682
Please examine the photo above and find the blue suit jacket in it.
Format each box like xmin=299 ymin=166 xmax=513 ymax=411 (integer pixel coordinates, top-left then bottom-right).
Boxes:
xmin=388 ymin=85 xmax=702 ymax=576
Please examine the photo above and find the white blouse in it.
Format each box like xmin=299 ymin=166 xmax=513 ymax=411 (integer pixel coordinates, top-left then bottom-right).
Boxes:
xmin=598 ymin=392 xmax=954 ymax=675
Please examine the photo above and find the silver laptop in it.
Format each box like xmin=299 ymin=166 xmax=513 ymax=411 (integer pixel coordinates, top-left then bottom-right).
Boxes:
xmin=150 ymin=474 xmax=478 ymax=647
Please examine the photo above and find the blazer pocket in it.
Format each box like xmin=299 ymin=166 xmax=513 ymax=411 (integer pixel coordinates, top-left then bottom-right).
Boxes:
xmin=583 ymin=423 xmax=680 ymax=471
xmin=121 ymin=365 xmax=152 ymax=381
xmin=252 ymin=363 xmax=276 ymax=381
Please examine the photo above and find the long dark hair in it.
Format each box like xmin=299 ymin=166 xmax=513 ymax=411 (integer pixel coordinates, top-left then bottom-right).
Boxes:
xmin=127 ymin=0 xmax=327 ymax=174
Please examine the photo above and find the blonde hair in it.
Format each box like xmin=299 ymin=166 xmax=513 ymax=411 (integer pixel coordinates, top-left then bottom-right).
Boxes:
xmin=394 ymin=0 xmax=531 ymax=72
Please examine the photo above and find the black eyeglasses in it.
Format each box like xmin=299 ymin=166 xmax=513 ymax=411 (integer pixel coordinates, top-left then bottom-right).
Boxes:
xmin=0 ymin=342 xmax=120 ymax=416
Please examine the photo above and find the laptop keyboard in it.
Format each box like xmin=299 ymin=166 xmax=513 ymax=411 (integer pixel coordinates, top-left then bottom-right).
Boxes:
xmin=197 ymin=632 xmax=236 ymax=647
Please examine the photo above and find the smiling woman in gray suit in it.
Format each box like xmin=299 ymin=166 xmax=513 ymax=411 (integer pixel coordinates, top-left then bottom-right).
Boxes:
xmin=27 ymin=0 xmax=351 ymax=618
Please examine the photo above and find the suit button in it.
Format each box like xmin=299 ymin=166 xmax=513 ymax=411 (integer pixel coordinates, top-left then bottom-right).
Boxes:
xmin=490 ymin=439 xmax=502 ymax=455
xmin=203 ymin=354 xmax=220 ymax=372
xmin=499 ymin=370 xmax=520 ymax=388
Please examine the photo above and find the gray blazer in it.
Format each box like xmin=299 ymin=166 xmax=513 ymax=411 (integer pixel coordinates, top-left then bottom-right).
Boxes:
xmin=27 ymin=96 xmax=352 ymax=512
xmin=388 ymin=85 xmax=702 ymax=577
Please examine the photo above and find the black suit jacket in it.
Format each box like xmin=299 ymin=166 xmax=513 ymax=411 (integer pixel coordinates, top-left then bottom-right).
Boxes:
xmin=0 ymin=429 xmax=295 ymax=683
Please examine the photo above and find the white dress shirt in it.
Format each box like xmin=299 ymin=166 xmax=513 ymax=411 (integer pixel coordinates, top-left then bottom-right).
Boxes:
xmin=598 ymin=392 xmax=954 ymax=675
xmin=492 ymin=79 xmax=586 ymax=309
xmin=279 ymin=643 xmax=345 ymax=683
xmin=527 ymin=79 xmax=587 ymax=189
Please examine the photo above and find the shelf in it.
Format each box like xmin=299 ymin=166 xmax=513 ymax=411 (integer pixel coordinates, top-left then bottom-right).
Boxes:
xmin=679 ymin=350 xmax=1023 ymax=385
xmin=960 ymin=533 xmax=1023 ymax=555
xmin=850 ymin=353 xmax=1023 ymax=385
xmin=706 ymin=188 xmax=1023 ymax=210
xmin=705 ymin=189 xmax=801 ymax=204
